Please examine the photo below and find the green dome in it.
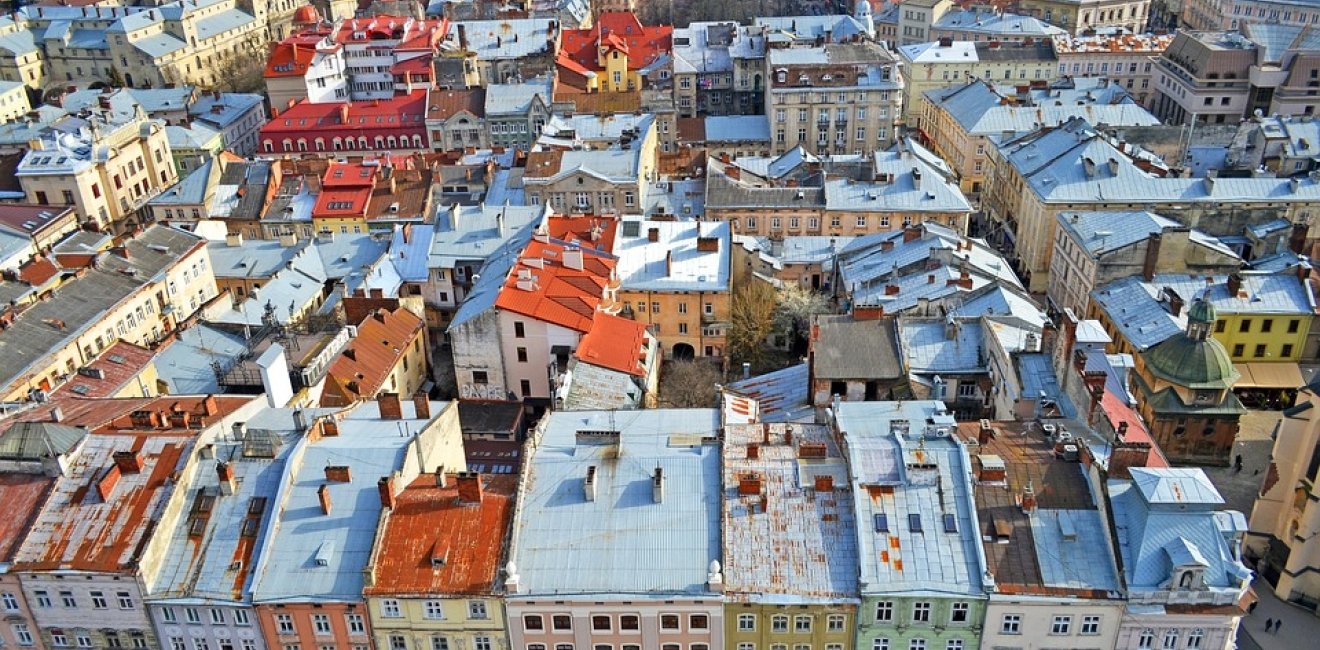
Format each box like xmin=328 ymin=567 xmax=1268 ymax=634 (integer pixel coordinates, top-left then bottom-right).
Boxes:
xmin=1187 ymin=297 xmax=1217 ymax=325
xmin=1144 ymin=334 xmax=1238 ymax=390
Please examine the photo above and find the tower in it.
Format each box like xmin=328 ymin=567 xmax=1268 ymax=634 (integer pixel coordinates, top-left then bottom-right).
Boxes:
xmin=856 ymin=0 xmax=875 ymax=40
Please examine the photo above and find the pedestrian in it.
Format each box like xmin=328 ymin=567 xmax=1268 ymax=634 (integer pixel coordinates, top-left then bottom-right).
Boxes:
xmin=1266 ymin=617 xmax=1274 ymax=632
xmin=1235 ymin=454 xmax=1244 ymax=472
xmin=1275 ymin=619 xmax=1283 ymax=635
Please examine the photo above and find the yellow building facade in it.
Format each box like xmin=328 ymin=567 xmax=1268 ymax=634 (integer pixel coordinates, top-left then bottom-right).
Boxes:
xmin=723 ymin=605 xmax=857 ymax=650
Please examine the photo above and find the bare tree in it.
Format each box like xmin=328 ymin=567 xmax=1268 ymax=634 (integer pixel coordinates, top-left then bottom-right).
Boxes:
xmin=660 ymin=360 xmax=722 ymax=407
xmin=727 ymin=279 xmax=778 ymax=368
xmin=774 ymin=283 xmax=831 ymax=346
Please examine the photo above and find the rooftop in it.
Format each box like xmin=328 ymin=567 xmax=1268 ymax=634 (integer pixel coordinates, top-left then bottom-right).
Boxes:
xmin=721 ymin=422 xmax=858 ymax=602
xmin=833 ymin=400 xmax=986 ymax=596
xmin=321 ymin=308 xmax=424 ymax=406
xmin=364 ymin=473 xmax=516 ymax=596
xmin=512 ymin=409 xmax=721 ymax=596
xmin=492 ymin=235 xmax=617 ymax=333
xmin=1055 ymin=211 xmax=1237 ymax=258
xmin=48 ymin=341 xmax=156 ymax=400
xmin=0 ymin=474 xmax=53 ymax=562
xmin=573 ymin=312 xmax=651 ymax=377
xmin=429 ymin=204 xmax=548 ymax=270
xmin=811 ymin=315 xmax=903 ymax=381
xmin=1052 ymin=32 xmax=1176 ymax=54
xmin=925 ymin=78 xmax=1160 ymax=136
xmin=614 ymin=220 xmax=729 ymax=292
xmin=900 ymin=39 xmax=1056 ymax=64
xmin=558 ymin=11 xmax=672 ymax=74
xmin=933 ymin=9 xmax=1066 ymax=38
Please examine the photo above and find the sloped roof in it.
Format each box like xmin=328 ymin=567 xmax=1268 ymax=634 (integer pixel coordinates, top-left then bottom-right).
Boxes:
xmin=558 ymin=11 xmax=672 ymax=73
xmin=493 ymin=237 xmax=617 ymax=333
xmin=0 ymin=420 xmax=87 ymax=461
xmin=321 ymin=308 xmax=424 ymax=405
xmin=574 ymin=312 xmax=649 ymax=377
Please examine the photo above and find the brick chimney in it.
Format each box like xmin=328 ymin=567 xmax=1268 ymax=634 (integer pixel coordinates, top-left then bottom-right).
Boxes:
xmin=1142 ymin=232 xmax=1161 ymax=282
xmin=747 ymin=443 xmax=760 ymax=459
xmin=378 ymin=476 xmax=397 ymax=509
xmin=903 ymin=225 xmax=922 ymax=243
xmin=318 ymin=484 xmax=332 ymax=515
xmin=97 ymin=465 xmax=121 ymax=501
xmin=217 ymin=462 xmax=236 ymax=496
xmin=378 ymin=393 xmax=403 ymax=420
xmin=1019 ymin=482 xmax=1037 ymax=514
xmin=814 ymin=475 xmax=834 ymax=491
xmin=325 ymin=465 xmax=352 ymax=482
xmin=202 ymin=394 xmax=219 ymax=416
xmin=456 ymin=471 xmax=483 ymax=504
xmin=798 ymin=442 xmax=827 ymax=458
xmin=413 ymin=393 xmax=431 ymax=420
xmin=738 ymin=472 xmax=763 ymax=495
xmin=112 ymin=451 xmax=143 ymax=474
xmin=1227 ymin=273 xmax=1243 ymax=298
xmin=648 ymin=227 xmax=660 ymax=242
xmin=323 ymin=417 xmax=340 ymax=437
xmin=1108 ymin=440 xmax=1152 ymax=480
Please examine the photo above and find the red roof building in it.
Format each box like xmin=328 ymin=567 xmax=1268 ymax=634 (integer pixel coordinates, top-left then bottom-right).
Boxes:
xmin=544 ymin=214 xmax=619 ymax=253
xmin=574 ymin=312 xmax=651 ymax=377
xmin=48 ymin=341 xmax=157 ymax=400
xmin=259 ymin=90 xmax=432 ymax=155
xmin=320 ymin=307 xmax=427 ymax=407
xmin=494 ymin=236 xmax=620 ymax=333
xmin=264 ymin=30 xmax=337 ymax=79
xmin=557 ymin=12 xmax=671 ymax=91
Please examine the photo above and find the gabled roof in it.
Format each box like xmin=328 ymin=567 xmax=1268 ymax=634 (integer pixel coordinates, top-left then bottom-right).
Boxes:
xmin=0 ymin=420 xmax=87 ymax=461
xmin=493 ymin=236 xmax=617 ymax=333
xmin=49 ymin=341 xmax=156 ymax=400
xmin=321 ymin=308 xmax=424 ymax=406
xmin=1130 ymin=467 xmax=1225 ymax=507
xmin=558 ymin=11 xmax=672 ymax=73
xmin=0 ymin=474 xmax=53 ymax=562
xmin=574 ymin=312 xmax=650 ymax=377
xmin=428 ymin=87 xmax=486 ymax=120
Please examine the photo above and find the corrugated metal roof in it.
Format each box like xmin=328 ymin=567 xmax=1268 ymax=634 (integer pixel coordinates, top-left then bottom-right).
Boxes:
xmin=512 ymin=409 xmax=721 ymax=596
xmin=614 ymin=220 xmax=729 ymax=292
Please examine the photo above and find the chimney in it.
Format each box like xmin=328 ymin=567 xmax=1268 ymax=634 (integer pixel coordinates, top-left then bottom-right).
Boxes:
xmin=378 ymin=393 xmax=403 ymax=420
xmin=217 ymin=462 xmax=236 ymax=496
xmin=318 ymin=484 xmax=332 ymax=515
xmin=884 ymin=284 xmax=900 ymax=295
xmin=1227 ymin=273 xmax=1243 ymax=298
xmin=458 ymin=23 xmax=468 ymax=49
xmin=1108 ymin=440 xmax=1152 ymax=480
xmin=456 ymin=471 xmax=484 ymax=504
xmin=798 ymin=442 xmax=827 ymax=458
xmin=814 ymin=474 xmax=834 ymax=491
xmin=1166 ymin=288 xmax=1184 ymax=317
xmin=651 ymin=466 xmax=666 ymax=503
xmin=978 ymin=419 xmax=995 ymax=445
xmin=584 ymin=465 xmax=597 ymax=501
xmin=435 ymin=471 xmax=449 ymax=488
xmin=1142 ymin=232 xmax=1161 ymax=282
xmin=665 ymin=250 xmax=673 ymax=276
xmin=648 ymin=227 xmax=660 ymax=242
xmin=325 ymin=465 xmax=352 ymax=482
xmin=738 ymin=472 xmax=762 ymax=495
xmin=1019 ymin=482 xmax=1037 ymax=514
xmin=880 ymin=239 xmax=894 ymax=252
xmin=697 ymin=237 xmax=719 ymax=252
xmin=97 ymin=465 xmax=121 ymax=501
xmin=747 ymin=443 xmax=760 ymax=459
xmin=378 ymin=476 xmax=397 ymax=509
xmin=112 ymin=451 xmax=143 ymax=474
xmin=1107 ymin=158 xmax=1120 ymax=175
xmin=202 ymin=394 xmax=219 ymax=416
xmin=49 ymin=406 xmax=63 ymax=422
xmin=1289 ymin=222 xmax=1309 ymax=254
xmin=413 ymin=393 xmax=431 ymax=420
xmin=323 ymin=418 xmax=340 ymax=437
xmin=373 ymin=309 xmax=388 ymax=324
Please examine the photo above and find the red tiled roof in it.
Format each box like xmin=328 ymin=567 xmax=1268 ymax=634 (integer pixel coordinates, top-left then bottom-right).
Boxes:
xmin=558 ymin=11 xmax=672 ymax=74
xmin=363 ymin=474 xmax=516 ymax=596
xmin=0 ymin=474 xmax=53 ymax=561
xmin=0 ymin=204 xmax=74 ymax=238
xmin=391 ymin=55 xmax=434 ymax=76
xmin=544 ymin=214 xmax=619 ymax=252
xmin=259 ymin=91 xmax=430 ymax=153
xmin=264 ymin=32 xmax=334 ymax=78
xmin=332 ymin=15 xmax=448 ymax=51
xmin=1100 ymin=389 xmax=1169 ymax=468
xmin=48 ymin=341 xmax=156 ymax=400
xmin=494 ymin=238 xmax=616 ymax=333
xmin=313 ymin=188 xmax=372 ymax=218
xmin=428 ymin=87 xmax=486 ymax=120
xmin=575 ymin=312 xmax=649 ymax=377
xmin=320 ymin=308 xmax=425 ymax=407
xmin=18 ymin=255 xmax=60 ymax=287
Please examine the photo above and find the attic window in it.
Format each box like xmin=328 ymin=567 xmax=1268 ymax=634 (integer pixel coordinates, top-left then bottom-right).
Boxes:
xmin=313 ymin=541 xmax=335 ymax=566
xmin=873 ymin=513 xmax=889 ymax=532
xmin=943 ymin=514 xmax=957 ymax=533
xmin=909 ymin=513 xmax=923 ymax=533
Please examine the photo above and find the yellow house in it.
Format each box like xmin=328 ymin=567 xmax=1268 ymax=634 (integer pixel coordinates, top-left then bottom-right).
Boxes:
xmin=363 ymin=471 xmax=514 ymax=650
xmin=556 ymin=12 xmax=671 ymax=94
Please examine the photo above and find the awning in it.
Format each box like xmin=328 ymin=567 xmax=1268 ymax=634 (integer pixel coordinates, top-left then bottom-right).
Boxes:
xmin=1234 ymin=362 xmax=1305 ymax=389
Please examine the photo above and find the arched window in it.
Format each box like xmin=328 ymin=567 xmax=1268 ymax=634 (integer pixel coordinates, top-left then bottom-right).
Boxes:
xmin=412 ymin=134 xmax=423 ymax=148
xmin=263 ymin=141 xmax=274 ymax=152
xmin=332 ymin=138 xmax=342 ymax=150
xmin=387 ymin=135 xmax=397 ymax=148
xmin=281 ymin=139 xmax=292 ymax=152
xmin=314 ymin=138 xmax=325 ymax=151
xmin=358 ymin=136 xmax=368 ymax=148
xmin=374 ymin=136 xmax=384 ymax=148
xmin=296 ymin=139 xmax=307 ymax=152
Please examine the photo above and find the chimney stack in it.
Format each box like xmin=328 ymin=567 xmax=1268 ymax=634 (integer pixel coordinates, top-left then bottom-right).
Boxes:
xmin=456 ymin=471 xmax=484 ymax=504
xmin=1142 ymin=233 xmax=1161 ymax=282
xmin=325 ymin=465 xmax=352 ymax=482
xmin=738 ymin=472 xmax=762 ymax=495
xmin=652 ymin=466 xmax=664 ymax=503
xmin=1227 ymin=273 xmax=1243 ymax=298
xmin=378 ymin=393 xmax=403 ymax=420
xmin=747 ymin=443 xmax=760 ymax=459
xmin=648 ymin=227 xmax=660 ymax=242
xmin=49 ymin=406 xmax=63 ymax=422
xmin=1108 ymin=440 xmax=1152 ymax=480
xmin=413 ymin=393 xmax=431 ymax=420
xmin=112 ymin=451 xmax=143 ymax=474
xmin=318 ymin=484 xmax=333 ymax=515
xmin=217 ymin=462 xmax=236 ymax=496
xmin=584 ymin=466 xmax=597 ymax=501
xmin=814 ymin=475 xmax=834 ymax=491
xmin=1019 ymin=482 xmax=1037 ymax=514
xmin=378 ymin=476 xmax=397 ymax=509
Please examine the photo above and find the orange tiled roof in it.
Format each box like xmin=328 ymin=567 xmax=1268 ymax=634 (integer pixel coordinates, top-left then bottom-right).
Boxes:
xmin=544 ymin=214 xmax=619 ymax=252
xmin=49 ymin=341 xmax=157 ymax=400
xmin=575 ymin=312 xmax=649 ymax=377
xmin=264 ymin=32 xmax=333 ymax=78
xmin=494 ymin=238 xmax=617 ymax=333
xmin=0 ymin=474 xmax=53 ymax=561
xmin=321 ymin=308 xmax=425 ymax=407
xmin=18 ymin=255 xmax=60 ymax=287
xmin=363 ymin=474 xmax=516 ymax=596
xmin=558 ymin=11 xmax=672 ymax=73
xmin=1100 ymin=389 xmax=1169 ymax=469
xmin=428 ymin=87 xmax=486 ymax=120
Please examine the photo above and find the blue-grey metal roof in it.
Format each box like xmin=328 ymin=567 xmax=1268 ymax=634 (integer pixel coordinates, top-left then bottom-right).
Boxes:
xmin=926 ymin=78 xmax=1158 ymax=136
xmin=0 ymin=20 xmax=39 ymax=56
xmin=315 ymin=232 xmax=390 ymax=281
xmin=208 ymin=237 xmax=306 ymax=280
xmin=641 ymin=179 xmax=704 ymax=219
xmin=191 ymin=93 xmax=264 ymax=130
xmin=152 ymin=323 xmax=248 ymax=395
xmin=166 ymin=123 xmax=222 ymax=150
xmin=755 ymin=15 xmax=867 ymax=42
xmin=1108 ymin=468 xmax=1251 ymax=593
xmin=512 ymin=409 xmax=723 ymax=597
xmin=443 ymin=18 xmax=555 ymax=60
xmin=388 ymin=223 xmax=434 ymax=283
xmin=703 ymin=116 xmax=770 ymax=143
xmin=833 ymin=401 xmax=986 ymax=597
xmin=724 ymin=364 xmax=811 ymax=424
xmin=132 ymin=32 xmax=188 ymax=58
xmin=212 ymin=247 xmax=328 ymax=327
xmin=1029 ymin=509 xmax=1121 ymax=591
xmin=448 ymin=221 xmax=536 ymax=330
xmin=251 ymin=400 xmax=447 ymax=603
xmin=900 ymin=319 xmax=985 ymax=374
xmin=933 ymin=9 xmax=1066 ymax=37
xmin=1055 ymin=211 xmax=1238 ymax=258
xmin=1091 ymin=271 xmax=1316 ymax=350
xmin=430 ymin=204 xmax=545 ymax=271
xmin=484 ymin=77 xmax=552 ymax=115
xmin=614 ymin=220 xmax=730 ymax=292
xmin=1015 ymin=353 xmax=1077 ymax=419
xmin=1244 ymin=21 xmax=1320 ymax=64
xmin=193 ymin=9 xmax=255 ymax=41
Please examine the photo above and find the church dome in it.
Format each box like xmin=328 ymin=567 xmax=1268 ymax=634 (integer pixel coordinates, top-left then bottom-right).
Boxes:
xmin=1144 ymin=331 xmax=1238 ymax=390
xmin=293 ymin=4 xmax=320 ymax=25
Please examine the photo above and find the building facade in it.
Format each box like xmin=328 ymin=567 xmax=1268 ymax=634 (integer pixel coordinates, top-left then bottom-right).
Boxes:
xmin=766 ymin=42 xmax=901 ymax=156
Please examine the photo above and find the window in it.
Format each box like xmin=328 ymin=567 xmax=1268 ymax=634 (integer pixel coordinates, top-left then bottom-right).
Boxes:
xmin=950 ymin=603 xmax=968 ymax=623
xmin=872 ymin=641 xmax=888 ymax=650
xmin=472 ymin=371 xmax=488 ymax=385
xmin=592 ymin=616 xmax=611 ymax=632
xmin=1284 ymin=344 xmax=1295 ymax=357
xmin=944 ymin=642 xmax=962 ymax=650
xmin=172 ymin=639 xmax=186 ymax=650
xmin=738 ymin=615 xmax=756 ymax=631
xmin=524 ymin=615 xmax=543 ymax=631
xmin=235 ymin=610 xmax=250 ymax=626
xmin=382 ymin=600 xmax=402 ymax=618
xmin=1001 ymin=614 xmax=1021 ymax=634
xmin=2 ymin=593 xmax=18 ymax=611
xmin=390 ymin=637 xmax=407 ymax=650
xmin=772 ymin=615 xmax=789 ymax=632
xmin=794 ymin=616 xmax=812 ymax=632
xmin=1161 ymin=631 xmax=1178 ymax=649
xmin=468 ymin=601 xmax=489 ymax=620
xmin=211 ymin=609 xmax=225 ymax=625
xmin=423 ymin=601 xmax=445 ymax=620
xmin=515 ymin=322 xmax=526 ymax=338
xmin=1289 ymin=319 xmax=1300 ymax=333
xmin=474 ymin=638 xmax=491 ymax=650
xmin=313 ymin=615 xmax=331 ymax=635
xmin=117 ymin=592 xmax=134 ymax=609
xmin=13 ymin=624 xmax=31 ymax=646
xmin=690 ymin=615 xmax=709 ymax=630
xmin=738 ymin=645 xmax=755 ymax=650
xmin=1050 ymin=615 xmax=1071 ymax=635
xmin=1216 ymin=320 xmax=1226 ymax=332
xmin=276 ymin=615 xmax=295 ymax=635
xmin=827 ymin=615 xmax=845 ymax=631
xmin=33 ymin=592 xmax=49 ymax=608
xmin=553 ymin=615 xmax=572 ymax=631
xmin=620 ymin=616 xmax=639 ymax=631
xmin=59 ymin=591 xmax=75 ymax=607
xmin=52 ymin=631 xmax=67 ymax=647
xmin=908 ymin=641 xmax=925 ymax=650
xmin=517 ymin=347 xmax=528 ymax=363
xmin=1240 ymin=319 xmax=1252 ymax=332
xmin=1262 ymin=318 xmax=1274 ymax=333
xmin=1233 ymin=344 xmax=1245 ymax=357
xmin=1187 ymin=628 xmax=1204 ymax=649
xmin=912 ymin=602 xmax=931 ymax=623
xmin=433 ymin=638 xmax=450 ymax=650
xmin=875 ymin=601 xmax=893 ymax=622
xmin=1255 ymin=344 xmax=1267 ymax=358
xmin=1137 ymin=629 xmax=1155 ymax=649
xmin=661 ymin=615 xmax=680 ymax=630
xmin=78 ymin=635 xmax=92 ymax=648
xmin=346 ymin=614 xmax=365 ymax=634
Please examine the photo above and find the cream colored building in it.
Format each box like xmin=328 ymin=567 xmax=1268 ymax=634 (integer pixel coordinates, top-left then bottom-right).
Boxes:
xmin=897 ymin=0 xmax=955 ymax=45
xmin=18 ymin=106 xmax=177 ymax=233
xmin=1015 ymin=0 xmax=1150 ymax=33
xmin=897 ymin=39 xmax=1058 ymax=130
xmin=524 ymin=120 xmax=658 ymax=214
xmin=766 ymin=41 xmax=901 ymax=156
xmin=1247 ymin=382 xmax=1320 ymax=611
xmin=0 ymin=226 xmax=216 ymax=400
xmin=0 ymin=16 xmax=45 ymax=89
xmin=0 ymin=80 xmax=31 ymax=123
xmin=1052 ymin=33 xmax=1175 ymax=108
